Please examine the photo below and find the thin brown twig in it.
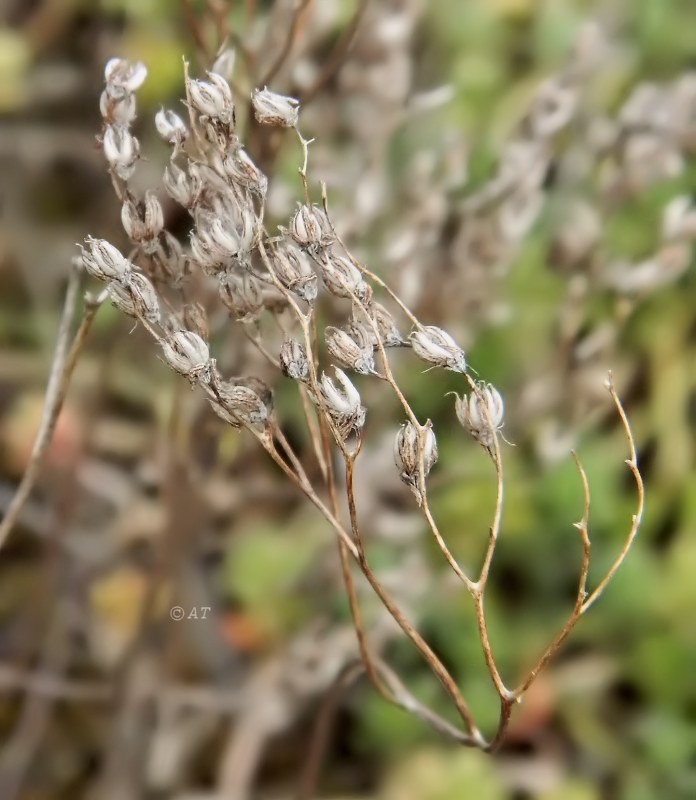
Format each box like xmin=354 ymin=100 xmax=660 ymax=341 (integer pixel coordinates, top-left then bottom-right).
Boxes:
xmin=296 ymin=660 xmax=364 ymax=800
xmin=181 ymin=0 xmax=214 ymax=63
xmin=0 ymin=277 xmax=104 ymax=552
xmin=300 ymin=0 xmax=369 ymax=105
xmin=511 ymin=375 xmax=641 ymax=700
xmin=581 ymin=376 xmax=643 ymax=612
xmin=260 ymin=0 xmax=312 ymax=87
xmin=206 ymin=0 xmax=230 ymax=50
xmin=343 ymin=458 xmax=481 ymax=741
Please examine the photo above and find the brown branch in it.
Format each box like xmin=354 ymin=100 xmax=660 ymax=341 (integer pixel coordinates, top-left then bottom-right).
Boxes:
xmin=581 ymin=376 xmax=644 ymax=612
xmin=260 ymin=0 xmax=312 ymax=87
xmin=343 ymin=458 xmax=483 ymax=743
xmin=300 ymin=0 xmax=369 ymax=105
xmin=0 ymin=277 xmax=103 ymax=552
xmin=181 ymin=0 xmax=214 ymax=63
xmin=511 ymin=375 xmax=641 ymax=702
xmin=296 ymin=660 xmax=363 ymax=800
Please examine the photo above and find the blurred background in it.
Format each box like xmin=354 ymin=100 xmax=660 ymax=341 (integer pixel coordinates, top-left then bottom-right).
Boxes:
xmin=0 ymin=0 xmax=695 ymax=798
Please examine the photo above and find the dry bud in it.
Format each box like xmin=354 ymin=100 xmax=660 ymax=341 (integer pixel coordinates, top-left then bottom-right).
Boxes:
xmin=121 ymin=192 xmax=164 ymax=252
xmin=163 ymin=163 xmax=201 ymax=208
xmin=157 ymin=230 xmax=188 ymax=278
xmin=99 ymin=90 xmax=136 ymax=125
xmin=326 ymin=326 xmax=375 ymax=375
xmin=155 ymin=108 xmax=188 ymax=148
xmin=191 ymin=213 xmax=253 ymax=272
xmin=223 ymin=149 xmax=268 ymax=197
xmin=106 ymin=272 xmax=160 ymax=324
xmin=371 ymin=302 xmax=404 ymax=346
xmin=320 ymin=254 xmax=370 ymax=301
xmin=211 ymin=49 xmax=236 ymax=81
xmin=279 ymin=339 xmax=309 ymax=381
xmin=318 ymin=368 xmax=366 ymax=440
xmin=272 ymin=246 xmax=317 ymax=303
xmin=104 ymin=58 xmax=147 ymax=97
xmin=218 ymin=273 xmax=263 ymax=322
xmin=182 ymin=302 xmax=209 ymax=342
xmin=394 ymin=421 xmax=438 ymax=504
xmin=187 ymin=72 xmax=234 ymax=125
xmin=453 ymin=382 xmax=504 ymax=452
xmin=161 ymin=330 xmax=211 ymax=382
xmin=251 ymin=87 xmax=300 ymax=127
xmin=210 ymin=377 xmax=270 ymax=429
xmin=102 ymin=125 xmax=140 ymax=180
xmin=79 ymin=237 xmax=132 ymax=283
xmin=410 ymin=326 xmax=466 ymax=373
xmin=290 ymin=204 xmax=326 ymax=250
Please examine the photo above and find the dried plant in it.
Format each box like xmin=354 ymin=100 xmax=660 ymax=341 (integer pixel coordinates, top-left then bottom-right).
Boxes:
xmin=61 ymin=42 xmax=646 ymax=754
xmin=11 ymin=4 xmax=695 ymax=797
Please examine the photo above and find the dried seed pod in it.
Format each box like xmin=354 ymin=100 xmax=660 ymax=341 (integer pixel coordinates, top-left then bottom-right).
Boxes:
xmin=251 ymin=87 xmax=299 ymax=127
xmin=210 ymin=376 xmax=270 ymax=429
xmin=272 ymin=246 xmax=317 ymax=303
xmin=371 ymin=302 xmax=404 ymax=346
xmin=183 ymin=302 xmax=209 ymax=341
xmin=191 ymin=208 xmax=256 ymax=272
xmin=211 ymin=49 xmax=236 ymax=81
xmin=394 ymin=421 xmax=438 ymax=504
xmin=99 ymin=90 xmax=136 ymax=125
xmin=106 ymin=272 xmax=160 ymax=324
xmin=157 ymin=230 xmax=188 ymax=278
xmin=325 ymin=326 xmax=374 ymax=375
xmin=320 ymin=254 xmax=370 ymax=301
xmin=409 ymin=326 xmax=466 ymax=373
xmin=121 ymin=192 xmax=164 ymax=252
xmin=161 ymin=330 xmax=211 ymax=383
xmin=290 ymin=204 xmax=326 ymax=250
xmin=155 ymin=108 xmax=188 ymax=148
xmin=317 ymin=368 xmax=366 ymax=440
xmin=453 ymin=382 xmax=504 ymax=452
xmin=163 ymin=163 xmax=201 ymax=208
xmin=279 ymin=339 xmax=309 ymax=381
xmin=102 ymin=125 xmax=140 ymax=180
xmin=79 ymin=237 xmax=132 ymax=283
xmin=223 ymin=149 xmax=268 ymax=197
xmin=187 ymin=72 xmax=234 ymax=125
xmin=104 ymin=58 xmax=147 ymax=97
xmin=218 ymin=273 xmax=263 ymax=322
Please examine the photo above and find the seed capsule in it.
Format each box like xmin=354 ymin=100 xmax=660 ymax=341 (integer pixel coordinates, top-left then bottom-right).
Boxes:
xmin=187 ymin=72 xmax=234 ymax=125
xmin=102 ymin=125 xmax=140 ymax=180
xmin=106 ymin=272 xmax=160 ymax=324
xmin=279 ymin=339 xmax=309 ymax=381
xmin=317 ymin=368 xmax=366 ymax=440
xmin=453 ymin=382 xmax=504 ymax=452
xmin=409 ymin=326 xmax=466 ymax=373
xmin=290 ymin=204 xmax=326 ymax=249
xmin=325 ymin=326 xmax=374 ymax=375
xmin=251 ymin=87 xmax=300 ymax=127
xmin=161 ymin=330 xmax=211 ymax=383
xmin=79 ymin=237 xmax=132 ymax=283
xmin=394 ymin=421 xmax=438 ymax=505
xmin=155 ymin=108 xmax=188 ymax=148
